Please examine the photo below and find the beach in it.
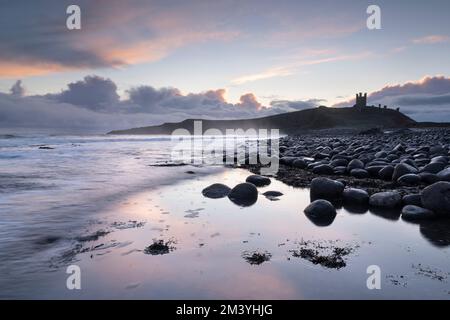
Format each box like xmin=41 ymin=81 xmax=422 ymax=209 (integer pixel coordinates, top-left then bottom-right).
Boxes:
xmin=1 ymin=132 xmax=449 ymax=299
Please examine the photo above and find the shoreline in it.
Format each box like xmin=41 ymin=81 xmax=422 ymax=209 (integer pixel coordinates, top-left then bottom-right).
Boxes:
xmin=2 ymin=131 xmax=450 ymax=299
xmin=237 ymin=128 xmax=450 ymax=217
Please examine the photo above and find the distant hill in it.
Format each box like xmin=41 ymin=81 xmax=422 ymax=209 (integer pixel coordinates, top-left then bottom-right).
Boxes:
xmin=107 ymin=106 xmax=418 ymax=135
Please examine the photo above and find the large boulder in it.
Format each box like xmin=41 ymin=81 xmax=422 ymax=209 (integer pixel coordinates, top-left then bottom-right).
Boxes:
xmin=330 ymin=159 xmax=348 ymax=167
xmin=421 ymin=162 xmax=446 ymax=174
xmin=421 ymin=181 xmax=450 ymax=217
xmin=202 ymin=183 xmax=231 ymax=199
xmin=418 ymin=172 xmax=439 ymax=185
xmin=350 ymin=168 xmax=369 ymax=179
xmin=366 ymin=165 xmax=385 ymax=177
xmin=392 ymin=163 xmax=418 ymax=181
xmin=246 ymin=175 xmax=271 ymax=187
xmin=375 ymin=151 xmax=388 ymax=158
xmin=397 ymin=173 xmax=421 ymax=186
xmin=228 ymin=183 xmax=258 ymax=206
xmin=280 ymin=156 xmax=297 ymax=165
xmin=347 ymin=159 xmax=364 ymax=171
xmin=292 ymin=158 xmax=308 ymax=169
xmin=343 ymin=188 xmax=369 ymax=206
xmin=437 ymin=168 xmax=450 ymax=181
xmin=310 ymin=177 xmax=344 ymax=200
xmin=312 ymin=164 xmax=334 ymax=175
xmin=430 ymin=145 xmax=446 ymax=155
xmin=402 ymin=194 xmax=422 ymax=207
xmin=304 ymin=200 xmax=337 ymax=227
xmin=369 ymin=191 xmax=402 ymax=208
xmin=401 ymin=205 xmax=435 ymax=221
xmin=379 ymin=165 xmax=394 ymax=180
xmin=430 ymin=155 xmax=448 ymax=164
xmin=333 ymin=166 xmax=347 ymax=175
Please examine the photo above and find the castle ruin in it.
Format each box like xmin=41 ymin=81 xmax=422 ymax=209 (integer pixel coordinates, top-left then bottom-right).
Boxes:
xmin=353 ymin=92 xmax=399 ymax=112
xmin=354 ymin=92 xmax=367 ymax=108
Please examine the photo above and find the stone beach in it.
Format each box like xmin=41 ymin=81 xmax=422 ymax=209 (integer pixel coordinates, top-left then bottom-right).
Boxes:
xmin=239 ymin=128 xmax=450 ymax=220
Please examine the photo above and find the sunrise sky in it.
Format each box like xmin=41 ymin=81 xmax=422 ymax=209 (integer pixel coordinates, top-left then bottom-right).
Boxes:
xmin=1 ymin=0 xmax=450 ymax=131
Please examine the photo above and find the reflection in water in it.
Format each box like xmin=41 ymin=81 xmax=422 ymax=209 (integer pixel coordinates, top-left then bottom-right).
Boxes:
xmin=229 ymin=195 xmax=258 ymax=207
xmin=304 ymin=209 xmax=337 ymax=227
xmin=343 ymin=203 xmax=368 ymax=214
xmin=420 ymin=219 xmax=450 ymax=247
xmin=369 ymin=207 xmax=401 ymax=221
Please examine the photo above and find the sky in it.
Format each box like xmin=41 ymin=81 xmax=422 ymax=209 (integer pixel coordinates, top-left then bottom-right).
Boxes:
xmin=0 ymin=0 xmax=450 ymax=132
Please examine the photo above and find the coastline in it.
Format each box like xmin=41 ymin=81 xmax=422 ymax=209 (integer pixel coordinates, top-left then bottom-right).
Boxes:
xmin=1 ymin=131 xmax=450 ymax=299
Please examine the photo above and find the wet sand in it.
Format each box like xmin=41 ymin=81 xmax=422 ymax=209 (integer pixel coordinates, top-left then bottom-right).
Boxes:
xmin=21 ymin=168 xmax=450 ymax=299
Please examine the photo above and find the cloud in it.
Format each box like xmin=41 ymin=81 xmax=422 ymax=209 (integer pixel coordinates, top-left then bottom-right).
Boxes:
xmin=0 ymin=74 xmax=332 ymax=131
xmin=46 ymin=75 xmax=120 ymax=111
xmin=237 ymin=93 xmax=263 ymax=111
xmin=0 ymin=1 xmax=239 ymax=77
xmin=395 ymin=94 xmax=450 ymax=106
xmin=270 ymin=99 xmax=325 ymax=111
xmin=0 ymin=1 xmax=372 ymax=78
xmin=369 ymin=76 xmax=450 ymax=100
xmin=231 ymin=51 xmax=372 ymax=85
xmin=124 ymin=85 xmax=251 ymax=117
xmin=231 ymin=67 xmax=293 ymax=85
xmin=10 ymin=80 xmax=25 ymax=97
xmin=412 ymin=35 xmax=450 ymax=44
xmin=332 ymin=76 xmax=450 ymax=122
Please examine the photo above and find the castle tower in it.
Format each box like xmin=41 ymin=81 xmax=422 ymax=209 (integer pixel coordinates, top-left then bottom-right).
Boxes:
xmin=355 ymin=92 xmax=368 ymax=108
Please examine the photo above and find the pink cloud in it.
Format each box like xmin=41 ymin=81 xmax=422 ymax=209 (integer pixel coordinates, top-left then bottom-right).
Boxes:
xmin=412 ymin=35 xmax=450 ymax=44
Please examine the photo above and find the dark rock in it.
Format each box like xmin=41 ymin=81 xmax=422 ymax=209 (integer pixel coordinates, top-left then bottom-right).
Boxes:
xmin=366 ymin=165 xmax=385 ymax=176
xmin=347 ymin=159 xmax=364 ymax=171
xmin=350 ymin=168 xmax=369 ymax=179
xmin=312 ymin=164 xmax=334 ymax=175
xmin=401 ymin=205 xmax=435 ymax=221
xmin=430 ymin=156 xmax=448 ymax=164
xmin=375 ymin=151 xmax=388 ymax=158
xmin=402 ymin=194 xmax=422 ymax=207
xmin=430 ymin=145 xmax=446 ymax=155
xmin=315 ymin=153 xmax=330 ymax=160
xmin=392 ymin=163 xmax=418 ymax=181
xmin=333 ymin=166 xmax=347 ymax=175
xmin=418 ymin=172 xmax=439 ymax=184
xmin=393 ymin=143 xmax=404 ymax=152
xmin=342 ymin=188 xmax=369 ymax=206
xmin=369 ymin=191 xmax=402 ymax=208
xmin=397 ymin=173 xmax=421 ymax=186
xmin=202 ymin=183 xmax=231 ymax=199
xmin=310 ymin=177 xmax=344 ymax=200
xmin=262 ymin=191 xmax=283 ymax=201
xmin=246 ymin=174 xmax=271 ymax=187
xmin=359 ymin=128 xmax=382 ymax=135
xmin=379 ymin=165 xmax=394 ymax=180
xmin=280 ymin=156 xmax=297 ymax=165
xmin=228 ymin=183 xmax=258 ymax=206
xmin=292 ymin=158 xmax=308 ymax=168
xmin=330 ymin=159 xmax=348 ymax=167
xmin=437 ymin=168 xmax=450 ymax=181
xmin=304 ymin=200 xmax=337 ymax=227
xmin=420 ymin=162 xmax=446 ymax=174
xmin=421 ymin=182 xmax=450 ymax=217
